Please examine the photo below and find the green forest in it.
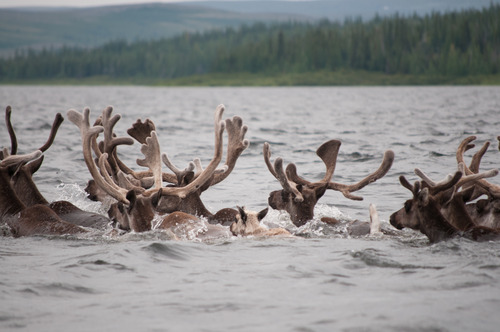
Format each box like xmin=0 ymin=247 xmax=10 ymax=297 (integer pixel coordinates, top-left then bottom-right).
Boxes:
xmin=1 ymin=4 xmax=499 ymax=85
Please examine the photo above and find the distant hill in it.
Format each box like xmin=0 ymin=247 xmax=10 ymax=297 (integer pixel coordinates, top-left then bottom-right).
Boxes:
xmin=187 ymin=0 xmax=500 ymax=20
xmin=0 ymin=2 xmax=307 ymax=56
xmin=1 ymin=0 xmax=498 ymax=57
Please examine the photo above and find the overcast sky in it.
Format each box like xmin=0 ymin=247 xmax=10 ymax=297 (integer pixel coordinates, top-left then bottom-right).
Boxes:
xmin=0 ymin=0 xmax=222 ymax=8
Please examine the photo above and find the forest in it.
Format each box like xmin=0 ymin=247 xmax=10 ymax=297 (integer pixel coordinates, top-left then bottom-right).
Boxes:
xmin=1 ymin=4 xmax=499 ymax=85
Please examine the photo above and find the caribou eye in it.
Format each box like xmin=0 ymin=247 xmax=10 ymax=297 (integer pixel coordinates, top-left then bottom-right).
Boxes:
xmin=404 ymin=200 xmax=412 ymax=213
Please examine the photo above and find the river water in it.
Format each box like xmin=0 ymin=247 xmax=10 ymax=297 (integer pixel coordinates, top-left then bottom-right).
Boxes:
xmin=1 ymin=85 xmax=500 ymax=331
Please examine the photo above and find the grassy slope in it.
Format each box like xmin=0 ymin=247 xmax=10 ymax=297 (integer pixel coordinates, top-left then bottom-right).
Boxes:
xmin=4 ymin=70 xmax=500 ymax=86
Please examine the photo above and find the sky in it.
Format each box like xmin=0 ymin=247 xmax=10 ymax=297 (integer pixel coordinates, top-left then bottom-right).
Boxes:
xmin=0 ymin=0 xmax=217 ymax=8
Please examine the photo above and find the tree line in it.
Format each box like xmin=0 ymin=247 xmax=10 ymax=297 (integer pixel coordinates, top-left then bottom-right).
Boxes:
xmin=1 ymin=4 xmax=499 ymax=80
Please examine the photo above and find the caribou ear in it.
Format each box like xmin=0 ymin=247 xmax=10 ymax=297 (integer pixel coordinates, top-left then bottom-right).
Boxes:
xmin=258 ymin=207 xmax=269 ymax=221
xmin=418 ymin=187 xmax=430 ymax=207
xmin=126 ymin=190 xmax=137 ymax=212
xmin=151 ymin=189 xmax=162 ymax=208
xmin=27 ymin=155 xmax=44 ymax=174
xmin=237 ymin=206 xmax=247 ymax=223
xmin=315 ymin=183 xmax=328 ymax=199
xmin=439 ymin=187 xmax=455 ymax=206
xmin=460 ymin=186 xmax=475 ymax=202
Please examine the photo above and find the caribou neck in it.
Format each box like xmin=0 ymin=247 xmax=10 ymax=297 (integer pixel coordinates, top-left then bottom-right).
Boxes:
xmin=418 ymin=199 xmax=457 ymax=243
xmin=0 ymin=170 xmax=25 ymax=218
xmin=11 ymin=167 xmax=49 ymax=206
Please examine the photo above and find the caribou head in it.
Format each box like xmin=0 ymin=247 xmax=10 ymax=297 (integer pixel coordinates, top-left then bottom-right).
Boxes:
xmin=389 ymin=176 xmax=458 ymax=243
xmin=229 ymin=206 xmax=290 ymax=237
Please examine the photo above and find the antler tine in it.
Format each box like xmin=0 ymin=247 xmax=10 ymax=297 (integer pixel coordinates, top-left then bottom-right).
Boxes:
xmin=327 ymin=150 xmax=395 ymax=201
xmin=67 ymin=108 xmax=129 ymax=205
xmin=470 ymin=141 xmax=490 ymax=173
xmin=136 ymin=131 xmax=162 ymax=190
xmin=147 ymin=105 xmax=226 ymax=198
xmin=127 ymin=118 xmax=156 ymax=144
xmin=192 ymin=158 xmax=228 ymax=178
xmin=193 ymin=158 xmax=203 ymax=175
xmin=457 ymin=168 xmax=499 ymax=188
xmin=210 ymin=115 xmax=250 ymax=185
xmin=101 ymin=107 xmax=134 ymax=150
xmin=284 ymin=140 xmax=342 ymax=187
xmin=263 ymin=142 xmax=278 ymax=179
xmin=274 ymin=158 xmax=304 ymax=202
xmin=96 ymin=154 xmax=131 ymax=204
xmin=285 ymin=163 xmax=310 ymax=186
xmin=414 ymin=168 xmax=438 ymax=187
xmin=4 ymin=106 xmax=17 ymax=156
xmin=38 ymin=113 xmax=64 ymax=152
xmin=161 ymin=153 xmax=195 ymax=185
xmin=0 ymin=147 xmax=8 ymax=160
xmin=456 ymin=136 xmax=477 ymax=169
xmin=316 ymin=139 xmax=342 ymax=183
xmin=399 ymin=175 xmax=414 ymax=193
xmin=399 ymin=176 xmax=422 ymax=198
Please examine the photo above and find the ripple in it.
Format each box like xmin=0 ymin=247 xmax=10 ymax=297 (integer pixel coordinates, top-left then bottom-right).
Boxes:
xmin=142 ymin=242 xmax=190 ymax=261
xmin=36 ymin=282 xmax=98 ymax=296
xmin=65 ymin=259 xmax=135 ymax=272
xmin=350 ymin=249 xmax=444 ymax=270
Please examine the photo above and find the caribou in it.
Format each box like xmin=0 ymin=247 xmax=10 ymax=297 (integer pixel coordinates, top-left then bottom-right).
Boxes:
xmin=390 ymin=135 xmax=500 ymax=243
xmin=67 ymin=105 xmax=253 ymax=239
xmin=80 ymin=105 xmax=249 ymax=229
xmin=1 ymin=106 xmax=110 ymax=230
xmin=0 ymin=151 xmax=87 ymax=237
xmin=263 ymin=139 xmax=394 ymax=227
xmin=229 ymin=206 xmax=291 ymax=237
xmin=456 ymin=136 xmax=500 ymax=229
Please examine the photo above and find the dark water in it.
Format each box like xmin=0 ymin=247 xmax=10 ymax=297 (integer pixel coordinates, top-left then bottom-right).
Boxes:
xmin=1 ymin=86 xmax=500 ymax=331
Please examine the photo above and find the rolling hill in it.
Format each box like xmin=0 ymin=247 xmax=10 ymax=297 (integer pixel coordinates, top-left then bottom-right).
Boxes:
xmin=1 ymin=0 xmax=498 ymax=57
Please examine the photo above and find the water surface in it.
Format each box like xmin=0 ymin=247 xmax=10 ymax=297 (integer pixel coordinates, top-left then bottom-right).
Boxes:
xmin=1 ymin=86 xmax=500 ymax=331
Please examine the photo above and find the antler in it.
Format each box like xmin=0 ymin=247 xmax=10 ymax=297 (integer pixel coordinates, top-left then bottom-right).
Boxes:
xmin=67 ymin=108 xmax=130 ymax=205
xmin=210 ymin=115 xmax=249 ymax=185
xmin=399 ymin=175 xmax=420 ymax=197
xmin=98 ymin=106 xmax=134 ymax=175
xmin=457 ymin=136 xmax=500 ymax=199
xmin=127 ymin=118 xmax=156 ymax=144
xmin=38 ymin=113 xmax=64 ymax=152
xmin=136 ymin=131 xmax=163 ymax=191
xmin=283 ymin=140 xmax=343 ymax=186
xmin=161 ymin=153 xmax=195 ymax=186
xmin=327 ymin=150 xmax=395 ymax=200
xmin=152 ymin=105 xmax=226 ymax=199
xmin=1 ymin=106 xmax=63 ymax=160
xmin=0 ymin=150 xmax=42 ymax=169
xmin=263 ymin=142 xmax=304 ymax=202
xmin=415 ymin=164 xmax=498 ymax=195
xmin=2 ymin=106 xmax=16 ymax=158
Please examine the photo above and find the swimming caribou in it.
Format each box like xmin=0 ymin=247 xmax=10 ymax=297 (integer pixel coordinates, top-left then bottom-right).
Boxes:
xmin=263 ymin=140 xmax=394 ymax=227
xmin=390 ymin=136 xmax=500 ymax=242
xmin=67 ymin=104 xmax=253 ymax=238
xmin=0 ymin=151 xmax=87 ymax=237
xmin=1 ymin=106 xmax=110 ymax=231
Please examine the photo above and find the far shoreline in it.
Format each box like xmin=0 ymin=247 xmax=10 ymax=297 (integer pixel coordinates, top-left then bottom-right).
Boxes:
xmin=2 ymin=70 xmax=500 ymax=87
